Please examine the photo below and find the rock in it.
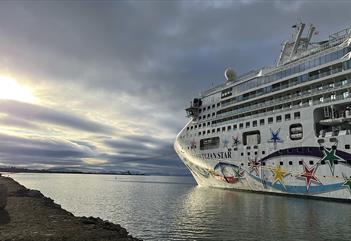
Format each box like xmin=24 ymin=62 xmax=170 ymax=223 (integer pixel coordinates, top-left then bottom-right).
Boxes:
xmin=0 ymin=184 xmax=8 ymax=209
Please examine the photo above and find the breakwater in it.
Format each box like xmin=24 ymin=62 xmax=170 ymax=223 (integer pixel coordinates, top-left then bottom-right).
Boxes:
xmin=0 ymin=175 xmax=142 ymax=241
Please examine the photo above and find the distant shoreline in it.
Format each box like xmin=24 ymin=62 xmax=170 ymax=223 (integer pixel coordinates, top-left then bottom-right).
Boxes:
xmin=0 ymin=167 xmax=146 ymax=176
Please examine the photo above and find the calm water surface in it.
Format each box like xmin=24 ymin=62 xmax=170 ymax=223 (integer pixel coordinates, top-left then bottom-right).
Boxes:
xmin=6 ymin=173 xmax=351 ymax=241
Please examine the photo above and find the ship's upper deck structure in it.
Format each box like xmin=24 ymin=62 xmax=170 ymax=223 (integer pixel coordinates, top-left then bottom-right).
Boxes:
xmin=200 ymin=23 xmax=351 ymax=98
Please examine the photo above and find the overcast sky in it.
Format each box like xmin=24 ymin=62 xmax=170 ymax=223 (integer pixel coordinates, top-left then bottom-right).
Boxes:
xmin=0 ymin=0 xmax=350 ymax=175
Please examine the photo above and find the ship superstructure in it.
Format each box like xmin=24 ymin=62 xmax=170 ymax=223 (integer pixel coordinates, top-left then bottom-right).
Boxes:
xmin=174 ymin=23 xmax=351 ymax=201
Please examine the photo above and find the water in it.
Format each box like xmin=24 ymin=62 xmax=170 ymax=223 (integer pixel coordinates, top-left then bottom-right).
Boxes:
xmin=6 ymin=173 xmax=351 ymax=241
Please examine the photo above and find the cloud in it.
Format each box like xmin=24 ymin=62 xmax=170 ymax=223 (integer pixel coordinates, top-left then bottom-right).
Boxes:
xmin=0 ymin=100 xmax=115 ymax=134
xmin=0 ymin=1 xmax=350 ymax=175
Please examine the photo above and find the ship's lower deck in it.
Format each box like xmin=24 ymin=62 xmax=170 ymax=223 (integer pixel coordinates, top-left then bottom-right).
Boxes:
xmin=174 ymin=139 xmax=351 ymax=201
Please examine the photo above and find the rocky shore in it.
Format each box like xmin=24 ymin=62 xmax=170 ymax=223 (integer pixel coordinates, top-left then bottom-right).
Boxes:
xmin=0 ymin=175 xmax=142 ymax=241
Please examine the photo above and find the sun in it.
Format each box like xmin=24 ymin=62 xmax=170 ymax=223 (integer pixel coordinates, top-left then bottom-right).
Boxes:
xmin=0 ymin=76 xmax=35 ymax=103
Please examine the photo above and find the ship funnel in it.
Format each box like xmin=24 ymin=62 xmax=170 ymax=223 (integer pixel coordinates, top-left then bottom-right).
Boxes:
xmin=224 ymin=67 xmax=237 ymax=82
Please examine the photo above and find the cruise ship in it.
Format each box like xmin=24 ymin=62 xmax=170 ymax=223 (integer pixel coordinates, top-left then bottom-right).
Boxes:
xmin=174 ymin=23 xmax=351 ymax=201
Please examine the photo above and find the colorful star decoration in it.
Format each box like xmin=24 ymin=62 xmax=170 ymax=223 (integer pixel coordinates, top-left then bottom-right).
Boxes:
xmin=223 ymin=139 xmax=229 ymax=148
xmin=249 ymin=158 xmax=261 ymax=176
xmin=233 ymin=167 xmax=245 ymax=179
xmin=232 ymin=136 xmax=240 ymax=147
xmin=268 ymin=128 xmax=283 ymax=150
xmin=298 ymin=161 xmax=321 ymax=191
xmin=342 ymin=173 xmax=351 ymax=194
xmin=320 ymin=147 xmax=341 ymax=175
xmin=270 ymin=165 xmax=289 ymax=189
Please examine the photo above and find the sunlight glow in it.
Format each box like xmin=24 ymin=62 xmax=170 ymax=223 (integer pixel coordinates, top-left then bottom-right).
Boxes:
xmin=0 ymin=76 xmax=35 ymax=103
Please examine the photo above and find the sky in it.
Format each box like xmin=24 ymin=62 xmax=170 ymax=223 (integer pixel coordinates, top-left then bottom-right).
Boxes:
xmin=0 ymin=0 xmax=350 ymax=175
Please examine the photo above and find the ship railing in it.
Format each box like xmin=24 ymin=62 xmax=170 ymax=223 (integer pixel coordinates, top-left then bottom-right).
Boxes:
xmin=212 ymin=79 xmax=351 ymax=126
xmin=220 ymin=67 xmax=346 ymax=109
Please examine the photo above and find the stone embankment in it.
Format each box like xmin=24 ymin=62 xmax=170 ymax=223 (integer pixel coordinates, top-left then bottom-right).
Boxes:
xmin=0 ymin=174 xmax=142 ymax=241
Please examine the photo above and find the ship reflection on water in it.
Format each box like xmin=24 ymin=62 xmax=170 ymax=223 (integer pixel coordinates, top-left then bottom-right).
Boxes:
xmin=7 ymin=174 xmax=351 ymax=241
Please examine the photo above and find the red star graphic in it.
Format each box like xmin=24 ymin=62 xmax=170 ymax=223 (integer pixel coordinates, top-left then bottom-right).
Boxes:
xmin=298 ymin=161 xmax=321 ymax=191
xmin=249 ymin=158 xmax=261 ymax=176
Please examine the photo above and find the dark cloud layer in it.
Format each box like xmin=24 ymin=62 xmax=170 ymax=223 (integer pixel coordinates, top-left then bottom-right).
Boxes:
xmin=0 ymin=100 xmax=115 ymax=134
xmin=0 ymin=1 xmax=350 ymax=175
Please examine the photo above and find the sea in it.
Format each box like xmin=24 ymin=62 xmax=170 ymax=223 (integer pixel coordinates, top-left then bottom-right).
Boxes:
xmin=6 ymin=173 xmax=351 ymax=241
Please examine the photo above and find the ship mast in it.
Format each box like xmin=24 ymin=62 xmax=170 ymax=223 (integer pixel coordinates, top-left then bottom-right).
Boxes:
xmin=277 ymin=23 xmax=315 ymax=66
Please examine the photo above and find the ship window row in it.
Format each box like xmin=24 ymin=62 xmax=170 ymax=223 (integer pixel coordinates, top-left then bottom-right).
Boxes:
xmin=198 ymin=112 xmax=216 ymax=120
xmin=198 ymin=103 xmax=221 ymax=113
xmin=231 ymin=47 xmax=350 ymax=96
xmin=212 ymin=112 xmax=300 ymax=130
xmin=214 ymin=75 xmax=351 ymax=125
xmin=260 ymin=160 xmax=340 ymax=167
xmin=221 ymin=61 xmax=348 ymax=109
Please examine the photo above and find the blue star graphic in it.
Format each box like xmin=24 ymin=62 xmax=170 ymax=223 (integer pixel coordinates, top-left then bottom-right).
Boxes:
xmin=268 ymin=128 xmax=283 ymax=149
xmin=232 ymin=136 xmax=240 ymax=147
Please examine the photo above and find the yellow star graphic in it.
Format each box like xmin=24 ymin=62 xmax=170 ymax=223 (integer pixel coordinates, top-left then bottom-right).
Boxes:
xmin=271 ymin=165 xmax=289 ymax=189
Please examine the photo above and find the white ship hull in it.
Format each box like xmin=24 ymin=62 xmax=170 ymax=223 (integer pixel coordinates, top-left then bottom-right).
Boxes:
xmin=175 ymin=23 xmax=351 ymax=201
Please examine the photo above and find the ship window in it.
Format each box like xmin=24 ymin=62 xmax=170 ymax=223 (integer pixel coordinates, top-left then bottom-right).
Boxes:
xmin=345 ymin=145 xmax=350 ymax=149
xmin=203 ymin=115 xmax=206 ymax=119
xmin=212 ymin=113 xmax=215 ymax=117
xmin=191 ymin=126 xmax=193 ymax=130
xmin=262 ymin=151 xmax=265 ymax=155
xmin=289 ymin=161 xmax=293 ymax=165
xmin=212 ymin=129 xmax=215 ymax=133
xmin=309 ymin=160 xmax=314 ymax=165
xmin=198 ymin=132 xmax=201 ymax=136
xmin=207 ymin=130 xmax=210 ymax=134
xmin=228 ymin=126 xmax=232 ymax=131
xmin=222 ymin=127 xmax=226 ymax=131
xmin=207 ymin=106 xmax=210 ymax=110
xmin=200 ymin=137 xmax=220 ymax=150
xmin=217 ymin=128 xmax=220 ymax=132
xmin=260 ymin=119 xmax=265 ymax=125
xmin=276 ymin=115 xmax=282 ymax=122
xmin=253 ymin=120 xmax=257 ymax=127
xmin=199 ymin=124 xmax=202 ymax=128
xmin=280 ymin=161 xmax=283 ymax=166
xmin=212 ymin=104 xmax=215 ymax=108
xmin=203 ymin=131 xmax=206 ymax=135
xmin=203 ymin=123 xmax=206 ymax=127
xmin=217 ymin=103 xmax=220 ymax=107
xmin=187 ymin=127 xmax=189 ymax=130
xmin=243 ymin=130 xmax=261 ymax=145
xmin=207 ymin=114 xmax=210 ymax=118
xmin=285 ymin=114 xmax=291 ymax=121
xmin=246 ymin=122 xmax=250 ymax=128
xmin=262 ymin=162 xmax=266 ymax=166
xmin=294 ymin=112 xmax=301 ymax=119
xmin=239 ymin=123 xmax=243 ymax=129
xmin=241 ymin=153 xmax=244 ymax=156
xmin=199 ymin=109 xmax=202 ymax=113
xmin=268 ymin=117 xmax=273 ymax=124
xmin=233 ymin=124 xmax=237 ymax=130
xmin=254 ymin=151 xmax=257 ymax=155
xmin=290 ymin=123 xmax=303 ymax=140
xmin=195 ymin=125 xmax=197 ymax=129
xmin=199 ymin=116 xmax=202 ymax=120
xmin=299 ymin=160 xmax=303 ymax=165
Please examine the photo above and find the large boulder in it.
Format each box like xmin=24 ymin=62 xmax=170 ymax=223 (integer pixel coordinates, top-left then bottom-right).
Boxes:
xmin=0 ymin=184 xmax=8 ymax=209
